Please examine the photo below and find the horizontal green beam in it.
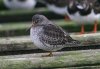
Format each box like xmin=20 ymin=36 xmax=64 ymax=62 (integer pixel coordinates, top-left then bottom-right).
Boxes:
xmin=0 ymin=8 xmax=64 ymax=23
xmin=0 ymin=33 xmax=100 ymax=52
xmin=0 ymin=20 xmax=71 ymax=31
xmin=56 ymin=66 xmax=100 ymax=69
xmin=0 ymin=20 xmax=72 ymax=37
xmin=0 ymin=49 xmax=100 ymax=69
xmin=0 ymin=8 xmax=47 ymax=16
xmin=0 ymin=20 xmax=100 ymax=37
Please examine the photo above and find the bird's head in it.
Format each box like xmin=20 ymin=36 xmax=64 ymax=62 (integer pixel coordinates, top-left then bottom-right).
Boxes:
xmin=75 ymin=0 xmax=90 ymax=11
xmin=31 ymin=14 xmax=48 ymax=27
xmin=26 ymin=14 xmax=48 ymax=31
xmin=68 ymin=0 xmax=77 ymax=10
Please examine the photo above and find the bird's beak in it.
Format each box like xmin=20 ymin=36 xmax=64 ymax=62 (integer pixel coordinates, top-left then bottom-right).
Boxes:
xmin=31 ymin=21 xmax=34 ymax=27
xmin=26 ymin=21 xmax=34 ymax=32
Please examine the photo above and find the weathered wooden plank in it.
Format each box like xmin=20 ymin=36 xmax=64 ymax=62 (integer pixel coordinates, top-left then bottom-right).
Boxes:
xmin=0 ymin=8 xmax=64 ymax=23
xmin=0 ymin=20 xmax=68 ymax=31
xmin=0 ymin=33 xmax=100 ymax=52
xmin=56 ymin=66 xmax=100 ymax=69
xmin=0 ymin=20 xmax=71 ymax=37
xmin=0 ymin=36 xmax=36 ymax=52
xmin=0 ymin=49 xmax=100 ymax=69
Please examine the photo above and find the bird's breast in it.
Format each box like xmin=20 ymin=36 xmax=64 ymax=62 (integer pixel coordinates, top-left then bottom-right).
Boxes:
xmin=30 ymin=27 xmax=43 ymax=47
xmin=68 ymin=10 xmax=100 ymax=24
xmin=30 ymin=27 xmax=64 ymax=51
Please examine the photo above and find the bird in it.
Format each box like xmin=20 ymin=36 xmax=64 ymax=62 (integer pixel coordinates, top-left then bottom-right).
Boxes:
xmin=66 ymin=0 xmax=100 ymax=34
xmin=3 ymin=0 xmax=37 ymax=10
xmin=30 ymin=14 xmax=80 ymax=57
xmin=37 ymin=0 xmax=70 ymax=21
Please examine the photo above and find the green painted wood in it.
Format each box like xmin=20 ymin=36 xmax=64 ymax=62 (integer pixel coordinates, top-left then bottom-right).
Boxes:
xmin=0 ymin=20 xmax=100 ymax=37
xmin=0 ymin=33 xmax=100 ymax=52
xmin=0 ymin=8 xmax=64 ymax=23
xmin=56 ymin=66 xmax=100 ymax=69
xmin=0 ymin=49 xmax=100 ymax=69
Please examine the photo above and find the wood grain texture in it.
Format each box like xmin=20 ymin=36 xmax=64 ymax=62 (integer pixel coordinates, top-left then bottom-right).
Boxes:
xmin=0 ymin=33 xmax=100 ymax=52
xmin=0 ymin=49 xmax=100 ymax=69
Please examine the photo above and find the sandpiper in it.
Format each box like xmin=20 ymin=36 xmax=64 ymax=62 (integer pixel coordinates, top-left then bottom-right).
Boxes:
xmin=30 ymin=14 xmax=80 ymax=57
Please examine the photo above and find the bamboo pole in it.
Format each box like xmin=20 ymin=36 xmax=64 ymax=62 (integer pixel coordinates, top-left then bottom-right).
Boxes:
xmin=0 ymin=49 xmax=100 ymax=69
xmin=0 ymin=33 xmax=100 ymax=52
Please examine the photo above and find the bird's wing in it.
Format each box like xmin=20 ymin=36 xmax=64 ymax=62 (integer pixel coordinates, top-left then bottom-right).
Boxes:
xmin=39 ymin=24 xmax=74 ymax=46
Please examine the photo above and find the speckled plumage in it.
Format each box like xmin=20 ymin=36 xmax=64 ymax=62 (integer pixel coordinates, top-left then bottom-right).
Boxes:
xmin=30 ymin=14 xmax=80 ymax=52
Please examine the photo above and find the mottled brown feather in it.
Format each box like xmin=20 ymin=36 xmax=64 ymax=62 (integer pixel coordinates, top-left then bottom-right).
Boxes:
xmin=39 ymin=24 xmax=74 ymax=45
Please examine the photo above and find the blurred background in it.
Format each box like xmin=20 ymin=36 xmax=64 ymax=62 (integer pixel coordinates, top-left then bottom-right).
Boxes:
xmin=0 ymin=0 xmax=71 ymax=37
xmin=1 ymin=0 xmax=100 ymax=37
xmin=0 ymin=0 xmax=100 ymax=51
xmin=0 ymin=1 xmax=100 ymax=68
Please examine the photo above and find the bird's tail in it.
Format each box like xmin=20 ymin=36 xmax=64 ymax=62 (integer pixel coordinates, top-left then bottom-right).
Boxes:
xmin=71 ymin=40 xmax=81 ymax=45
xmin=65 ymin=39 xmax=81 ymax=47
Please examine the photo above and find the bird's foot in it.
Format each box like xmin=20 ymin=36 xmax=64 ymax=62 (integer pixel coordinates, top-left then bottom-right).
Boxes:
xmin=64 ymin=16 xmax=70 ymax=21
xmin=91 ymin=21 xmax=98 ymax=33
xmin=79 ymin=24 xmax=85 ymax=35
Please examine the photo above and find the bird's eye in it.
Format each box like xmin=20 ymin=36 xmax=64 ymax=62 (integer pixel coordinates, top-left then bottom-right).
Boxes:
xmin=35 ymin=20 xmax=39 ymax=23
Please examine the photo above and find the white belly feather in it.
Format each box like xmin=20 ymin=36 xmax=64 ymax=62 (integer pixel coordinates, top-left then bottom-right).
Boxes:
xmin=30 ymin=27 xmax=63 ymax=51
xmin=67 ymin=10 xmax=100 ymax=24
xmin=30 ymin=27 xmax=44 ymax=50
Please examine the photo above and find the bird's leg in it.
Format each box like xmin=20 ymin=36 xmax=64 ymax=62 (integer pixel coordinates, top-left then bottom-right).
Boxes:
xmin=64 ymin=16 xmax=70 ymax=21
xmin=48 ymin=52 xmax=53 ymax=56
xmin=93 ymin=20 xmax=98 ymax=33
xmin=42 ymin=52 xmax=53 ymax=57
xmin=80 ymin=24 xmax=85 ymax=34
